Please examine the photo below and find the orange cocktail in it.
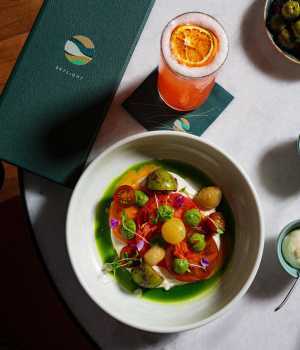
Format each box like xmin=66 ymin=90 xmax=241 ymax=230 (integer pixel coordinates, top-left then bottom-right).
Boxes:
xmin=158 ymin=12 xmax=228 ymax=111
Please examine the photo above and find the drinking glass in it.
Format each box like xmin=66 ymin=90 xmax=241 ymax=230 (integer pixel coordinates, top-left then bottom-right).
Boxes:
xmin=158 ymin=12 xmax=228 ymax=111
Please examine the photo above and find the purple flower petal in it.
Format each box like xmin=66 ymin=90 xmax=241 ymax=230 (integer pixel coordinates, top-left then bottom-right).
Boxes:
xmin=200 ymin=258 xmax=209 ymax=268
xmin=136 ymin=239 xmax=145 ymax=252
xmin=174 ymin=195 xmax=185 ymax=208
xmin=110 ymin=218 xmax=119 ymax=229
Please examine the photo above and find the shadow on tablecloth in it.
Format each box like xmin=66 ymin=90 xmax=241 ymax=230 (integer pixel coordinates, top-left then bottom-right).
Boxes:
xmin=247 ymin=236 xmax=292 ymax=300
xmin=258 ymin=139 xmax=300 ymax=198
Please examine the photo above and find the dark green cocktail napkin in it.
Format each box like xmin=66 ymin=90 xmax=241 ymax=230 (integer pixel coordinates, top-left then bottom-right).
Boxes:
xmin=123 ymin=70 xmax=233 ymax=135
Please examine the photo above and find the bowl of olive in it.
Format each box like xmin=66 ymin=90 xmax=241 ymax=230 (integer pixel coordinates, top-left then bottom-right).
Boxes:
xmin=265 ymin=0 xmax=300 ymax=63
xmin=66 ymin=131 xmax=264 ymax=332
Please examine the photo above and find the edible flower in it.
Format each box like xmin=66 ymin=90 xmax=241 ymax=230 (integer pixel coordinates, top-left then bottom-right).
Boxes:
xmin=200 ymin=258 xmax=209 ymax=269
xmin=136 ymin=239 xmax=145 ymax=252
xmin=110 ymin=218 xmax=119 ymax=229
xmin=174 ymin=194 xmax=185 ymax=208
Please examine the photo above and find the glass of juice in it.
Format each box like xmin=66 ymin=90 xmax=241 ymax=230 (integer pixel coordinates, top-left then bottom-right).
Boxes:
xmin=158 ymin=12 xmax=228 ymax=111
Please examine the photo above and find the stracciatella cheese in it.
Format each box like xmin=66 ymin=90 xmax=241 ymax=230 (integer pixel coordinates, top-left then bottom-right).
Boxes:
xmin=282 ymin=229 xmax=300 ymax=269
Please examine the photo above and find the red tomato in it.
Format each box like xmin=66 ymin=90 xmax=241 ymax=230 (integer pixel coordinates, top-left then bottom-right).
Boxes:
xmin=168 ymin=193 xmax=197 ymax=218
xmin=205 ymin=212 xmax=225 ymax=234
xmin=120 ymin=245 xmax=137 ymax=259
xmin=164 ymin=237 xmax=219 ymax=282
xmin=136 ymin=197 xmax=158 ymax=225
xmin=136 ymin=192 xmax=197 ymax=225
xmin=113 ymin=185 xmax=136 ymax=208
xmin=135 ymin=192 xmax=198 ymax=255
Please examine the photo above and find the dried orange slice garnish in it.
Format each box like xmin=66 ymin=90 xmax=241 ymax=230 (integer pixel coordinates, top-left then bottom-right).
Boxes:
xmin=170 ymin=25 xmax=218 ymax=67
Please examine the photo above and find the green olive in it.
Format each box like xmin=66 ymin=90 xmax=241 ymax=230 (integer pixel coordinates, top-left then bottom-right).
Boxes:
xmin=135 ymin=190 xmax=149 ymax=207
xmin=270 ymin=15 xmax=286 ymax=33
xmin=121 ymin=218 xmax=136 ymax=240
xmin=189 ymin=233 xmax=206 ymax=252
xmin=158 ymin=205 xmax=174 ymax=221
xmin=278 ymin=28 xmax=295 ymax=49
xmin=292 ymin=19 xmax=300 ymax=38
xmin=281 ymin=0 xmax=300 ymax=19
xmin=131 ymin=263 xmax=163 ymax=288
xmin=183 ymin=208 xmax=202 ymax=227
xmin=173 ymin=258 xmax=189 ymax=274
xmin=146 ymin=168 xmax=177 ymax=191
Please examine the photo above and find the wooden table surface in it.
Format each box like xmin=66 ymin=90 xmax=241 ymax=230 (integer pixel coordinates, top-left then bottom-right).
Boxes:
xmin=1 ymin=2 xmax=95 ymax=348
xmin=0 ymin=0 xmax=43 ymax=202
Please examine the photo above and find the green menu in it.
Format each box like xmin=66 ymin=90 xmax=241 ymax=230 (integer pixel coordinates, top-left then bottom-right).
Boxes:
xmin=0 ymin=0 xmax=155 ymax=186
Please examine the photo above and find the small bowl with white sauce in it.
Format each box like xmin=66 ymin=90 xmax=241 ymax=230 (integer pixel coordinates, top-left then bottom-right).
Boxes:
xmin=277 ymin=220 xmax=300 ymax=278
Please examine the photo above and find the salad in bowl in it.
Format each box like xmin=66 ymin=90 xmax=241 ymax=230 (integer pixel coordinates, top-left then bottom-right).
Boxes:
xmin=67 ymin=131 xmax=263 ymax=332
xmin=95 ymin=160 xmax=234 ymax=301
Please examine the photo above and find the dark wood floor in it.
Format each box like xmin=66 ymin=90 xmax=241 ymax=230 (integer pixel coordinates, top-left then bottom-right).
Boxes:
xmin=1 ymin=2 xmax=96 ymax=348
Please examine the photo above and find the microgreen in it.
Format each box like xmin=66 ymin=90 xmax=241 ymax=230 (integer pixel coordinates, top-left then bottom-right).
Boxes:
xmin=150 ymin=193 xmax=160 ymax=224
xmin=137 ymin=223 xmax=151 ymax=245
xmin=102 ymin=256 xmax=140 ymax=275
xmin=121 ymin=211 xmax=136 ymax=239
xmin=217 ymin=227 xmax=224 ymax=234
xmin=179 ymin=187 xmax=189 ymax=196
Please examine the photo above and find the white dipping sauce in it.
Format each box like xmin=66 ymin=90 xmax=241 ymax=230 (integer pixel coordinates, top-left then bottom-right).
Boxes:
xmin=282 ymin=229 xmax=300 ymax=269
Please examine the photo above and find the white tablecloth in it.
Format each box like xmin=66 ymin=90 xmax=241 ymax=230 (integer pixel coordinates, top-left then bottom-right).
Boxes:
xmin=24 ymin=0 xmax=300 ymax=349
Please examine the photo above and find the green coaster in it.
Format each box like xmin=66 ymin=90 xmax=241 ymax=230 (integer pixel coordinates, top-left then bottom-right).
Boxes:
xmin=123 ymin=70 xmax=233 ymax=135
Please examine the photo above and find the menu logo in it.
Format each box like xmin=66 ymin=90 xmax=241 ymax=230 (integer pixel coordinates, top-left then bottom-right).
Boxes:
xmin=64 ymin=35 xmax=95 ymax=65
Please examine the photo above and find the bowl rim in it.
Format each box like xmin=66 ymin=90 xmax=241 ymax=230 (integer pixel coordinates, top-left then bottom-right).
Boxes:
xmin=66 ymin=130 xmax=265 ymax=333
xmin=277 ymin=219 xmax=300 ymax=278
xmin=263 ymin=0 xmax=300 ymax=65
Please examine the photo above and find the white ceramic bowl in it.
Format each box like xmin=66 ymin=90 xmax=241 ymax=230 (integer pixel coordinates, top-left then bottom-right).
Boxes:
xmin=66 ymin=131 xmax=264 ymax=333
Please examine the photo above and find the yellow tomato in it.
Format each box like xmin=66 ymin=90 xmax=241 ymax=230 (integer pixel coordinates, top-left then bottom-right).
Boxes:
xmin=144 ymin=246 xmax=166 ymax=266
xmin=161 ymin=218 xmax=186 ymax=244
xmin=195 ymin=186 xmax=222 ymax=210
